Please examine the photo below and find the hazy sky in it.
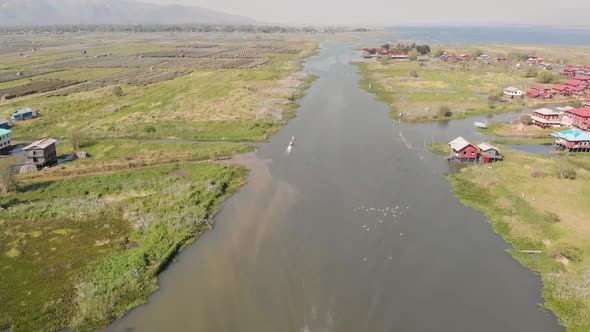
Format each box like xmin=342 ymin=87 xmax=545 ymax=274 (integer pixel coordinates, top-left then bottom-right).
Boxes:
xmin=143 ymin=0 xmax=590 ymax=26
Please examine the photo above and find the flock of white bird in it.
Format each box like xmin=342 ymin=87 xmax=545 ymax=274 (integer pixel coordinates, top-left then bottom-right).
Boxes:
xmin=354 ymin=204 xmax=410 ymax=263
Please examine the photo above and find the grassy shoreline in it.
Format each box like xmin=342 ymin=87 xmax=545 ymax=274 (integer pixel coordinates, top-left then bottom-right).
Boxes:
xmin=435 ymin=146 xmax=590 ymax=332
xmin=0 ymin=35 xmax=320 ymax=331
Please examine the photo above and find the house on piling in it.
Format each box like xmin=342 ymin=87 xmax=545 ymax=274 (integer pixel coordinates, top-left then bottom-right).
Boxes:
xmin=0 ymin=118 xmax=9 ymax=129
xmin=477 ymin=143 xmax=503 ymax=162
xmin=563 ymin=107 xmax=590 ymax=130
xmin=527 ymin=84 xmax=551 ymax=99
xmin=23 ymin=138 xmax=58 ymax=170
xmin=503 ymin=87 xmax=523 ymax=99
xmin=552 ymin=129 xmax=590 ymax=152
xmin=531 ymin=108 xmax=561 ymax=128
xmin=10 ymin=107 xmax=35 ymax=121
xmin=449 ymin=136 xmax=479 ymax=162
xmin=551 ymin=84 xmax=571 ymax=97
xmin=0 ymin=128 xmax=11 ymax=151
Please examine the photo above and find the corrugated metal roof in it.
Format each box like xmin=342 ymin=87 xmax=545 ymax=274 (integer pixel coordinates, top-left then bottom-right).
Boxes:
xmin=477 ymin=142 xmax=500 ymax=153
xmin=0 ymin=118 xmax=8 ymax=124
xmin=534 ymin=108 xmax=560 ymax=116
xmin=13 ymin=107 xmax=33 ymax=115
xmin=23 ymin=137 xmax=57 ymax=150
xmin=552 ymin=129 xmax=590 ymax=142
xmin=449 ymin=136 xmax=472 ymax=151
xmin=0 ymin=128 xmax=11 ymax=136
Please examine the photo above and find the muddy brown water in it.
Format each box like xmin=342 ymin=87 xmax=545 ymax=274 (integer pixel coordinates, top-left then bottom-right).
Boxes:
xmin=106 ymin=41 xmax=563 ymax=332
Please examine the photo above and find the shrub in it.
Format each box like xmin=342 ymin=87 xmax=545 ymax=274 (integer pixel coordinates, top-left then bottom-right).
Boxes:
xmin=112 ymin=86 xmax=124 ymax=97
xmin=544 ymin=211 xmax=561 ymax=223
xmin=557 ymin=158 xmax=577 ymax=180
xmin=409 ymin=70 xmax=418 ymax=78
xmin=524 ymin=67 xmax=538 ymax=78
xmin=145 ymin=126 xmax=157 ymax=134
xmin=0 ymin=158 xmax=17 ymax=194
xmin=438 ymin=105 xmax=453 ymax=117
xmin=520 ymin=114 xmax=533 ymax=126
xmin=556 ymin=243 xmax=583 ymax=262
xmin=538 ymin=71 xmax=554 ymax=84
xmin=529 ymin=167 xmax=547 ymax=178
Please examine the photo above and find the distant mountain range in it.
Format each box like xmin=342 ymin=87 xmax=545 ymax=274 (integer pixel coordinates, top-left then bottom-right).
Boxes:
xmin=0 ymin=0 xmax=257 ymax=26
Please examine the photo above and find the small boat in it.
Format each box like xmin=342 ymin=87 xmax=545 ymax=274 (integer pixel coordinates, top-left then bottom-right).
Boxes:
xmin=474 ymin=121 xmax=487 ymax=129
xmin=289 ymin=136 xmax=295 ymax=147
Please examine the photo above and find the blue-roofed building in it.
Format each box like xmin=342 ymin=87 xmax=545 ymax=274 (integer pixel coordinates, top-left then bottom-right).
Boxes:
xmin=551 ymin=129 xmax=590 ymax=152
xmin=0 ymin=128 xmax=11 ymax=151
xmin=10 ymin=107 xmax=35 ymax=121
xmin=0 ymin=118 xmax=9 ymax=129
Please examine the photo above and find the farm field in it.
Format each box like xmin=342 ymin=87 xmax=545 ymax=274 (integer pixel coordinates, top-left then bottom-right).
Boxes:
xmin=0 ymin=31 xmax=320 ymax=331
xmin=355 ymin=44 xmax=589 ymax=121
xmin=0 ymin=32 xmax=318 ymax=141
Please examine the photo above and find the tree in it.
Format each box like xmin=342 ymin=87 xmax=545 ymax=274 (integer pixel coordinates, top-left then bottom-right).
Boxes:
xmin=69 ymin=129 xmax=81 ymax=151
xmin=408 ymin=50 xmax=419 ymax=61
xmin=438 ymin=105 xmax=453 ymax=118
xmin=416 ymin=45 xmax=431 ymax=55
xmin=112 ymin=85 xmax=124 ymax=97
xmin=471 ymin=49 xmax=484 ymax=58
xmin=0 ymin=158 xmax=16 ymax=194
xmin=381 ymin=43 xmax=390 ymax=50
xmin=537 ymin=71 xmax=554 ymax=84
xmin=524 ymin=67 xmax=538 ymax=78
xmin=509 ymin=52 xmax=529 ymax=61
xmin=433 ymin=49 xmax=445 ymax=57
xmin=520 ymin=114 xmax=533 ymax=126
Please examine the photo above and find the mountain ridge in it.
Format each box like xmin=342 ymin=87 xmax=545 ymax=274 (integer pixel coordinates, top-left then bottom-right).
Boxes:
xmin=0 ymin=0 xmax=258 ymax=26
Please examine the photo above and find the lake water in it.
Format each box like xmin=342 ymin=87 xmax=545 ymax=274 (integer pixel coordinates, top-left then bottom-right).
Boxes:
xmin=106 ymin=40 xmax=563 ymax=332
xmin=388 ymin=26 xmax=590 ymax=46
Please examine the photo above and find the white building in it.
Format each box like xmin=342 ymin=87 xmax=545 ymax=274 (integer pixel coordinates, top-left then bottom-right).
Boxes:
xmin=503 ymin=87 xmax=523 ymax=98
xmin=0 ymin=128 xmax=11 ymax=150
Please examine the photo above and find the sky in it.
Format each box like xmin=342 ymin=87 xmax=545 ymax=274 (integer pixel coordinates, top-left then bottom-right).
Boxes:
xmin=143 ymin=0 xmax=590 ymax=26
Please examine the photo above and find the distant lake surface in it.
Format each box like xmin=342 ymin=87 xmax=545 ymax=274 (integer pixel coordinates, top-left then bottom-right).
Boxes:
xmin=387 ymin=26 xmax=590 ymax=46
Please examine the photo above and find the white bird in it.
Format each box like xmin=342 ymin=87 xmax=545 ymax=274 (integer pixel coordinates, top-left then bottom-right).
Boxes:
xmin=400 ymin=233 xmax=403 ymax=236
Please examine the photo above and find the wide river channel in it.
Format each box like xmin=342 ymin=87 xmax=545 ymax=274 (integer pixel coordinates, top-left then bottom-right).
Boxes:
xmin=107 ymin=40 xmax=563 ymax=332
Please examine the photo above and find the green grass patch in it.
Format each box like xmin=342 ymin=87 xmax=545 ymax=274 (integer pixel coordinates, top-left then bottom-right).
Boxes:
xmin=446 ymin=147 xmax=590 ymax=332
xmin=0 ymin=162 xmax=249 ymax=331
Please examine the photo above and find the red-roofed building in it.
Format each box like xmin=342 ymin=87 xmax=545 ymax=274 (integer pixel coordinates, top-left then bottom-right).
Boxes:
xmin=527 ymin=84 xmax=551 ymax=99
xmin=552 ymin=84 xmax=572 ymax=96
xmin=569 ymin=86 xmax=586 ymax=96
xmin=566 ymin=79 xmax=589 ymax=89
xmin=457 ymin=54 xmax=470 ymax=61
xmin=564 ymin=107 xmax=590 ymax=130
xmin=584 ymin=96 xmax=590 ymax=108
xmin=377 ymin=49 xmax=390 ymax=56
xmin=390 ymin=51 xmax=409 ymax=61
xmin=526 ymin=56 xmax=544 ymax=65
xmin=561 ymin=64 xmax=581 ymax=76
xmin=573 ymin=74 xmax=590 ymax=83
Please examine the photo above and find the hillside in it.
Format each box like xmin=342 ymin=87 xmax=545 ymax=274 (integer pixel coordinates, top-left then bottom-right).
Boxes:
xmin=0 ymin=0 xmax=257 ymax=26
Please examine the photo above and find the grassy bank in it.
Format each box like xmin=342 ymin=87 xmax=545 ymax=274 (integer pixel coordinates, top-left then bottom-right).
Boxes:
xmin=353 ymin=43 xmax=590 ymax=122
xmin=0 ymin=162 xmax=249 ymax=331
xmin=0 ymin=33 xmax=319 ymax=331
xmin=354 ymin=60 xmax=525 ymax=121
xmin=446 ymin=148 xmax=590 ymax=331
